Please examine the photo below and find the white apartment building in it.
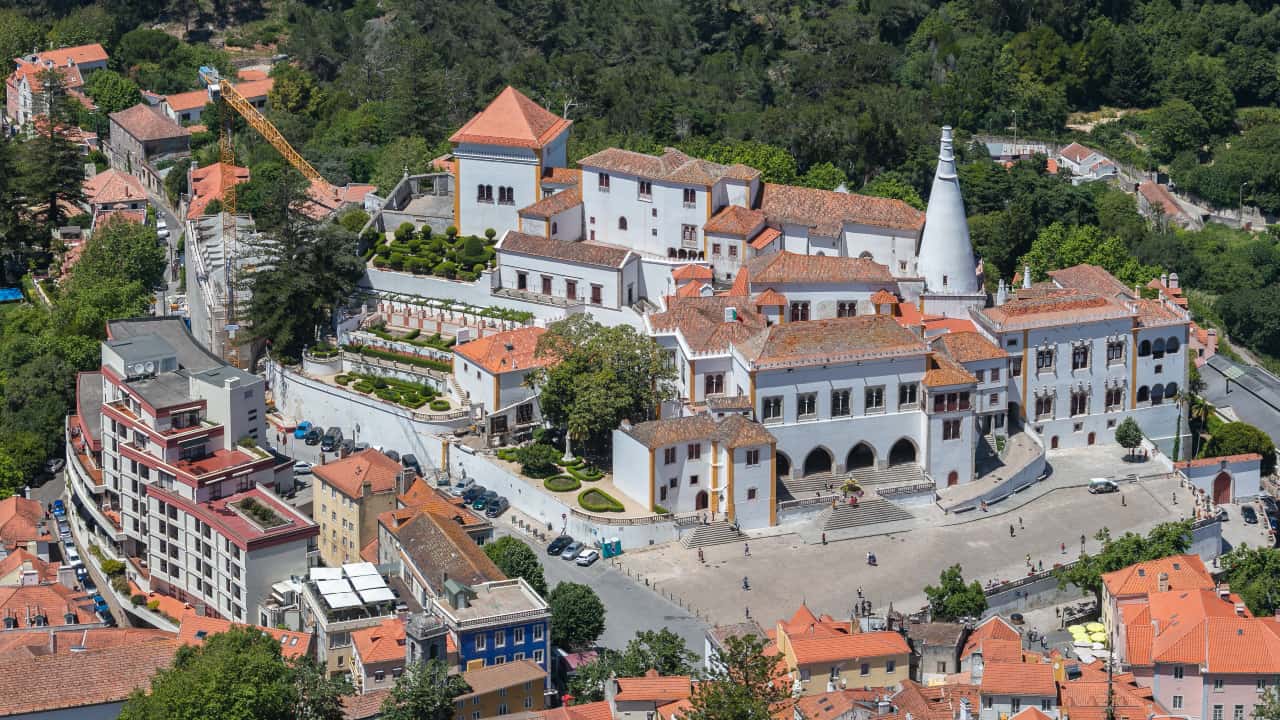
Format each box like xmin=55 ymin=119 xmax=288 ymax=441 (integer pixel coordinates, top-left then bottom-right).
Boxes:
xmin=973 ymin=264 xmax=1189 ymax=453
xmin=66 ymin=318 xmax=315 ymax=623
xmin=450 ymin=87 xmax=572 ymax=238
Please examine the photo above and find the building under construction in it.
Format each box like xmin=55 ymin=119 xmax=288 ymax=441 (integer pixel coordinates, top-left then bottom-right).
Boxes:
xmin=184 ymin=213 xmax=261 ymax=368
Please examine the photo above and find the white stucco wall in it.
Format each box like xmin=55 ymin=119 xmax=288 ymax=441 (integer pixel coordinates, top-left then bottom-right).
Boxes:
xmin=455 ymin=144 xmax=539 ymax=238
xmin=496 ymin=250 xmax=623 ymax=309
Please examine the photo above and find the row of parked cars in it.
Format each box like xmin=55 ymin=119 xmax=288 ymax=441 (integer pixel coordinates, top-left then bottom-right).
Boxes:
xmin=51 ymin=500 xmax=115 ymax=625
xmin=448 ymin=480 xmax=509 ymax=518
xmin=546 ymin=535 xmax=600 ymax=566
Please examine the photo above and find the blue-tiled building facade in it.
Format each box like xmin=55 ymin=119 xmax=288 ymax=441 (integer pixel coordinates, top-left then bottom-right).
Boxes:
xmin=458 ymin=616 xmax=551 ymax=671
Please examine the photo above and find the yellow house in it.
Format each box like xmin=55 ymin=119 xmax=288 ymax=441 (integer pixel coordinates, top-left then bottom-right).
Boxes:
xmin=452 ymin=659 xmax=548 ymax=719
xmin=772 ymin=605 xmax=910 ymax=695
xmin=313 ymin=450 xmax=403 ymax=567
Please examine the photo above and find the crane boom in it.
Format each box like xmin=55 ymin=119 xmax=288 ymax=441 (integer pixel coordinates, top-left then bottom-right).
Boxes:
xmin=219 ymin=79 xmax=324 ymax=182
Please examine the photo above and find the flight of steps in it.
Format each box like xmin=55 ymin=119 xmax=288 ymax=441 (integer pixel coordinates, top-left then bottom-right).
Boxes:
xmin=846 ymin=464 xmax=925 ymax=487
xmin=778 ymin=472 xmax=839 ymax=500
xmin=679 ymin=520 xmax=744 ymax=549
xmin=819 ymin=496 xmax=915 ymax=532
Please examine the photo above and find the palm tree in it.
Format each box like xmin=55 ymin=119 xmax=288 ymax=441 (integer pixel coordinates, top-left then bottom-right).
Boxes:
xmin=1187 ymin=394 xmax=1212 ymax=457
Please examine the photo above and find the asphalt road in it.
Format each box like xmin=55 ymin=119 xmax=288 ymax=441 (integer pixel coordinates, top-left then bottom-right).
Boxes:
xmin=492 ymin=522 xmax=710 ymax=657
xmin=149 ymin=191 xmax=183 ymax=317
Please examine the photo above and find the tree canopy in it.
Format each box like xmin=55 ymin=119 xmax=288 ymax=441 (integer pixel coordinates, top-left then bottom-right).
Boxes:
xmin=568 ymin=628 xmax=700 ymax=703
xmin=380 ymin=660 xmax=471 ymax=720
xmin=686 ymin=634 xmax=788 ymax=720
xmin=1203 ymin=421 xmax=1276 ymax=474
xmin=547 ymin=581 xmax=606 ymax=652
xmin=924 ymin=564 xmax=988 ymax=622
xmin=482 ymin=536 xmax=547 ymax=597
xmin=1220 ymin=545 xmax=1280 ymax=617
xmin=1055 ymin=521 xmax=1193 ymax=600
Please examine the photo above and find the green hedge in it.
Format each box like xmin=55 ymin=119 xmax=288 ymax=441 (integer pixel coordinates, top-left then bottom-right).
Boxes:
xmin=578 ymin=488 xmax=625 ymax=513
xmin=334 ymin=374 xmax=352 ymax=385
xmin=496 ymin=448 xmax=519 ymax=462
xmin=566 ymin=465 xmax=603 ymax=482
xmin=544 ymin=475 xmax=581 ymax=492
xmin=346 ymin=344 xmax=452 ymax=373
xmin=429 ymin=399 xmax=450 ymax=411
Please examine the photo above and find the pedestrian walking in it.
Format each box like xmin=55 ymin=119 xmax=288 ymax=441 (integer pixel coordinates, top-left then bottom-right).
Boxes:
xmin=697 ymin=548 xmax=704 ymax=563
xmin=1061 ymin=542 xmax=1066 ymax=554
xmin=980 ymin=500 xmax=988 ymax=512
xmin=1122 ymin=494 xmax=1127 ymax=507
xmin=743 ymin=542 xmax=750 ymax=557
xmin=1038 ymin=559 xmax=1044 ymax=571
xmin=1025 ymin=553 xmax=1031 ymax=567
xmin=1010 ymin=524 xmax=1016 ymax=537
xmin=1172 ymin=492 xmax=1177 ymax=505
xmin=1018 ymin=516 xmax=1024 ymax=529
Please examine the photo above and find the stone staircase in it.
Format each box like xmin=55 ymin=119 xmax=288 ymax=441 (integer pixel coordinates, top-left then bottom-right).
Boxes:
xmin=819 ymin=496 xmax=915 ymax=532
xmin=778 ymin=472 xmax=839 ymax=500
xmin=679 ymin=520 xmax=744 ymax=549
xmin=779 ymin=465 xmax=927 ymax=502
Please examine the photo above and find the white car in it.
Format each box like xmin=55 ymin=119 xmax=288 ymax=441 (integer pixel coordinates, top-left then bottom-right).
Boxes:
xmin=575 ymin=549 xmax=600 ymax=567
xmin=449 ymin=480 xmax=473 ymax=497
xmin=292 ymin=461 xmax=313 ymax=474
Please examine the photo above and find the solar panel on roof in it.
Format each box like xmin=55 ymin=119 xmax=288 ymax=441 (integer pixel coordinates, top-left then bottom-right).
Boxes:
xmin=357 ymin=587 xmax=396 ymax=603
xmin=324 ymin=591 xmax=363 ymax=609
xmin=316 ymin=578 xmax=353 ymax=596
xmin=349 ymin=574 xmax=386 ymax=591
xmin=310 ymin=567 xmax=343 ymax=581
xmin=342 ymin=562 xmax=379 ymax=578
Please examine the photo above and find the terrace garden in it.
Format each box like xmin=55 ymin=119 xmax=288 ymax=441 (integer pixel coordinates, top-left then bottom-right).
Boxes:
xmin=369 ymin=223 xmax=497 ymax=281
xmin=335 ymin=372 xmax=452 ymax=411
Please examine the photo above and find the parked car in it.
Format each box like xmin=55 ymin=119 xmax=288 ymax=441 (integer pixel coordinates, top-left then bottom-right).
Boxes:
xmin=91 ymin=594 xmax=109 ymax=614
xmin=384 ymin=449 xmax=401 ymax=463
xmin=57 ymin=520 xmax=70 ymax=539
xmin=450 ymin=479 xmax=474 ymax=497
xmin=64 ymin=545 xmax=80 ymax=565
xmin=575 ymin=549 xmax=600 ymax=567
xmin=484 ymin=497 xmax=509 ymax=518
xmin=340 ymin=438 xmax=355 ymax=455
xmin=320 ymin=427 xmax=343 ymax=452
xmin=1088 ymin=478 xmax=1119 ymax=494
xmin=560 ymin=541 xmax=584 ymax=560
xmin=1213 ymin=506 xmax=1229 ymax=522
xmin=1260 ymin=495 xmax=1278 ymax=517
xmin=292 ymin=461 xmax=313 ymax=475
xmin=304 ymin=426 xmax=324 ymax=445
xmin=52 ymin=500 xmax=66 ymax=518
xmin=401 ymin=454 xmax=422 ymax=476
xmin=462 ymin=485 xmax=486 ymax=503
xmin=1242 ymin=505 xmax=1259 ymax=524
xmin=547 ymin=536 xmax=573 ymax=556
xmin=45 ymin=458 xmax=65 ymax=475
xmin=293 ymin=421 xmax=312 ymax=439
xmin=472 ymin=491 xmax=498 ymax=511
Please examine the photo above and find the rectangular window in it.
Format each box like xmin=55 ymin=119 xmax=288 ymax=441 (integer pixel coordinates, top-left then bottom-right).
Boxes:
xmin=860 ymin=663 xmax=870 ymax=676
xmin=705 ymin=374 xmax=724 ymax=396
xmin=975 ymin=369 xmax=985 ymax=382
xmin=669 ymin=477 xmax=677 ymax=489
xmin=1041 ymin=700 xmax=1053 ymax=711
xmin=689 ymin=475 xmax=699 ymax=486
xmin=532 ymin=625 xmax=544 ymax=641
xmin=682 ymin=188 xmax=697 ymax=207
xmin=943 ymin=419 xmax=962 ymax=440
xmin=728 ymin=245 xmax=738 ymax=258
xmin=1072 ymin=345 xmax=1090 ymax=370
xmin=681 ymin=224 xmax=697 ymax=246
xmin=837 ymin=301 xmax=857 ymax=318
xmin=1213 ymin=706 xmax=1223 ymax=720
xmin=762 ymin=396 xmax=783 ymax=422
xmin=886 ymin=660 xmax=896 ymax=673
xmin=514 ymin=628 xmax=524 ymax=644
xmin=1233 ymin=706 xmax=1244 ymax=720
xmin=1107 ymin=341 xmax=1124 ymax=363
xmin=1012 ymin=358 xmax=1023 ymax=377
xmin=565 ymin=280 xmax=577 ymax=301
xmin=534 ymin=649 xmax=544 ymax=662
xmin=797 ymin=392 xmax=817 ymax=419
xmin=475 ymin=634 xmax=486 ymax=651
xmin=1105 ymin=387 xmax=1124 ymax=411
xmin=1011 ymin=699 xmax=1022 ymax=713
xmin=1215 ymin=679 xmax=1225 ymax=691
xmin=663 ymin=447 xmax=676 ymax=465
xmin=747 ymin=488 xmax=757 ymax=500
xmin=746 ymin=449 xmax=760 ymax=466
xmin=495 ymin=631 xmax=505 ymax=648
xmin=1174 ymin=665 xmax=1185 ymax=679
xmin=865 ymin=386 xmax=885 ymax=413
xmin=991 ymin=367 xmax=1001 ymax=381
xmin=789 ymin=301 xmax=810 ymax=322
xmin=638 ymin=180 xmax=652 ymax=199
xmin=712 ymin=243 xmax=722 ymax=256
xmin=985 ymin=698 xmax=994 ymax=710
xmin=831 ymin=389 xmax=851 ymax=417
xmin=598 ymin=173 xmax=610 ymax=191
xmin=687 ymin=443 xmax=701 ymax=460
xmin=1070 ymin=391 xmax=1089 ymax=416
xmin=1037 ymin=348 xmax=1055 ymax=371
xmin=659 ymin=485 xmax=667 ymax=502
xmin=899 ymin=383 xmax=918 ymax=408
xmin=989 ymin=392 xmax=1000 ymax=407
xmin=1172 ymin=697 xmax=1183 ymax=710
xmin=541 ymin=275 xmax=552 ymax=295
xmin=590 ymin=285 xmax=602 ymax=305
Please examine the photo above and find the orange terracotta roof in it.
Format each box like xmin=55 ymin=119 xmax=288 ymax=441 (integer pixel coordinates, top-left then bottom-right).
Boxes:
xmin=453 ymin=326 xmax=550 ymax=375
xmin=351 ymin=617 xmax=406 ymax=665
xmin=1011 ymin=708 xmax=1055 ymax=720
xmin=538 ymin=701 xmax=615 ymax=720
xmin=1174 ymin=453 xmax=1262 ymax=469
xmin=0 ymin=584 xmax=98 ymax=626
xmin=676 ymin=280 xmax=710 ymax=297
xmin=705 ymin=205 xmax=766 ymax=236
xmin=753 ymin=288 xmax=787 ymax=307
xmin=980 ymin=289 xmax=1133 ymax=331
xmin=500 ymin=231 xmax=631 ymax=268
xmin=237 ymin=68 xmax=269 ymax=81
xmin=176 ymin=608 xmax=312 ymax=659
xmin=0 ymin=548 xmax=59 ymax=583
xmin=969 ymin=637 xmax=1023 ymax=663
xmin=889 ymin=679 xmax=982 ymax=720
xmin=0 ymin=497 xmax=47 ymax=547
xmin=1060 ymin=143 xmax=1097 ymax=164
xmin=614 ymin=670 xmax=693 ymax=703
xmin=458 ymin=658 xmax=546 ymax=698
xmin=1134 ymin=298 xmax=1184 ymax=328
xmin=578 ymin=147 xmax=752 ymax=186
xmin=109 ymin=103 xmax=187 ymax=142
xmin=398 ymin=478 xmax=488 ymax=528
xmin=518 ymin=186 xmax=582 ymax=219
xmin=648 ymin=295 xmax=767 ymax=354
xmin=1139 ymin=589 xmax=1280 ymax=672
xmin=450 ymin=86 xmax=571 ymax=149
xmin=759 ymin=182 xmax=924 ymax=235
xmin=0 ymin=638 xmax=178 ymax=715
xmin=788 ymin=630 xmax=909 ymax=665
xmin=933 ymin=331 xmax=1007 ymax=363
xmin=743 ymin=251 xmax=894 ymax=285
xmin=431 ymin=154 xmax=457 ymax=175
xmin=164 ymin=89 xmax=209 ymax=112
xmin=84 ymin=169 xmax=147 ymax=206
xmin=748 ymin=315 xmax=925 ymax=370
xmin=1125 ymin=621 xmax=1153 ymax=666
xmin=961 ymin=616 xmax=1021 ymax=659
xmin=341 ymin=688 xmax=390 ymax=720
xmin=542 ymin=167 xmax=581 ymax=186
xmin=750 ymin=226 xmax=782 ymax=250
xmin=312 ymin=449 xmax=403 ymax=500
xmin=359 ymin=536 xmax=379 ymax=563
xmin=657 ymin=698 xmax=694 ymax=720
xmin=0 ymin=628 xmax=172 ymax=660
xmin=870 ymin=289 xmax=898 ymax=305
xmin=671 ymin=264 xmax=713 ymax=282
xmin=924 ymin=318 xmax=977 ymax=334
xmin=1139 ymin=181 xmax=1182 ymax=217
xmin=1100 ymin=555 xmax=1213 ymax=597
xmin=234 ymin=78 xmax=273 ymax=99
xmin=187 ymin=161 xmax=249 ymax=219
xmin=1049 ymin=264 xmax=1132 ymax=299
xmin=979 ymin=661 xmax=1057 ymax=696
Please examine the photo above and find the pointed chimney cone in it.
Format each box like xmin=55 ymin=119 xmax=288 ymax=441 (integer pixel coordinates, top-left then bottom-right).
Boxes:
xmin=1023 ymin=265 xmax=1032 ymax=289
xmin=917 ymin=127 xmax=979 ymax=296
xmin=996 ymin=279 xmax=1008 ymax=306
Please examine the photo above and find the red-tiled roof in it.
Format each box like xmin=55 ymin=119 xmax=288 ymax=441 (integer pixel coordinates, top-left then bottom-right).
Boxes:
xmin=237 ymin=68 xmax=269 ymax=81
xmin=748 ymin=315 xmax=925 ymax=369
xmin=743 ymin=251 xmax=894 ymax=285
xmin=1140 ymin=589 xmax=1280 ymax=672
xmin=870 ymin=289 xmax=898 ymax=305
xmin=453 ymin=326 xmax=550 ymax=375
xmin=759 ymin=183 xmax=925 ymax=235
xmin=1174 ymin=453 xmax=1262 ymax=469
xmin=398 ymin=478 xmax=489 ymax=529
xmin=109 ymin=103 xmax=188 ymax=142
xmin=341 ymin=688 xmax=390 ymax=720
xmin=753 ymin=288 xmax=787 ymax=307
xmin=500 ymin=231 xmax=631 ymax=268
xmin=164 ymin=89 xmax=209 ymax=112
xmin=789 ymin=630 xmax=909 ymax=665
xmin=980 ymin=289 xmax=1133 ymax=331
xmin=672 ymin=264 xmax=713 ymax=282
xmin=351 ymin=617 xmax=406 ymax=665
xmin=187 ymin=162 xmax=250 ymax=219
xmin=1100 ymin=555 xmax=1213 ymax=597
xmin=542 ymin=167 xmax=581 ymax=186
xmin=0 ymin=497 xmax=48 ymax=548
xmin=647 ymin=295 xmax=768 ymax=354
xmin=312 ymin=449 xmax=402 ymax=500
xmin=450 ymin=86 xmax=571 ymax=149
xmin=705 ymin=205 xmax=766 ymax=236
xmin=0 ymin=583 xmax=98 ymax=626
xmin=458 ymin=658 xmax=546 ymax=698
xmin=84 ymin=169 xmax=147 ymax=206
xmin=234 ymin=78 xmax=273 ymax=99
xmin=1138 ymin=182 xmax=1182 ymax=217
xmin=978 ymin=661 xmax=1057 ymax=696
xmin=614 ymin=669 xmax=693 ymax=703
xmin=676 ymin=280 xmax=710 ymax=297
xmin=1060 ymin=142 xmax=1097 ymax=164
xmin=889 ymin=680 xmax=982 ymax=720
xmin=750 ymin=227 xmax=782 ymax=250
xmin=932 ymin=331 xmax=1007 ymax=363
xmin=176 ymin=608 xmax=312 ymax=659
xmin=0 ymin=549 xmax=59 ymax=583
xmin=518 ymin=186 xmax=582 ymax=219
xmin=623 ymin=413 xmax=774 ymax=451
xmin=578 ymin=147 xmax=753 ymax=186
xmin=359 ymin=537 xmax=379 ymax=563
xmin=0 ymin=638 xmax=178 ymax=715
xmin=1049 ymin=264 xmax=1132 ymax=299
xmin=922 ymin=354 xmax=976 ymax=387
xmin=960 ymin=616 xmax=1020 ymax=659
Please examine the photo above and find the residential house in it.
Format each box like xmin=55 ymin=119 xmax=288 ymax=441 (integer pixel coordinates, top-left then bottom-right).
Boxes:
xmin=959 ymin=616 xmax=1022 ymax=672
xmin=106 ymin=103 xmax=191 ymax=193
xmin=350 ymin=616 xmax=406 ymax=695
xmin=605 ymin=669 xmax=693 ymax=720
xmin=887 ymin=679 xmax=982 ymax=720
xmin=1137 ymin=182 xmax=1197 ymax=230
xmin=453 ymin=659 xmax=550 ymax=718
xmin=313 ymin=449 xmax=405 ymax=567
xmin=452 ymin=326 xmax=551 ymax=441
xmin=0 ymin=583 xmax=101 ymax=629
xmin=704 ymin=619 xmax=766 ymax=674
xmin=768 ymin=605 xmax=911 ymax=696
xmin=5 ymin=44 xmax=107 ymax=127
xmin=300 ymin=563 xmax=407 ymax=678
xmin=431 ymin=578 xmax=552 ymax=672
xmin=0 ymin=637 xmax=179 ymax=717
xmin=175 ymin=607 xmax=312 ymax=660
xmin=976 ymin=661 xmax=1059 ymax=720
xmin=905 ymin=621 xmax=967 ymax=684
xmin=1058 ymin=659 xmax=1167 ymax=720
xmin=1100 ymin=554 xmax=1214 ymax=634
xmin=185 ymin=161 xmax=249 ymax=220
xmin=792 ymin=689 xmax=881 ymax=720
xmin=494 ymin=231 xmax=639 ymax=310
xmin=724 ymin=252 xmax=899 ymax=324
xmin=0 ymin=497 xmax=54 ymax=560
xmin=83 ymin=168 xmax=149 ymax=220
xmin=1056 ymin=143 xmax=1117 ymax=184
xmin=375 ymin=502 xmax=503 ymax=611
xmin=0 ymin=549 xmax=61 ymax=585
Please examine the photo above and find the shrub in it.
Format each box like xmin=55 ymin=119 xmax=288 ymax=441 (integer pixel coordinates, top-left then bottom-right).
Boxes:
xmin=372 ymin=256 xmax=388 ymax=268
xmin=473 ymin=263 xmax=487 ymax=274
xmin=376 ymin=388 xmax=399 ymax=402
xmin=130 ymin=594 xmax=146 ymax=606
xmin=445 ymin=225 xmax=458 ymax=238
xmin=485 ymin=228 xmax=497 ymax=241
xmin=419 ymin=225 xmax=433 ymax=240
xmin=388 ymin=253 xmax=406 ymax=270
xmin=578 ymin=488 xmax=625 ymax=513
xmin=373 ymin=378 xmax=388 ymax=389
xmin=146 ymin=599 xmax=161 ymax=611
xmin=377 ymin=245 xmax=394 ymax=258
xmin=101 ymin=559 xmax=125 ymax=577
xmin=457 ymin=271 xmax=477 ymax=282
xmin=111 ymin=575 xmax=130 ymax=594
xmin=408 ymin=238 xmax=425 ymax=253
xmin=404 ymin=329 xmax=421 ymax=340
xmin=433 ymin=260 xmax=457 ymax=278
xmin=497 ymin=448 xmax=519 ymax=462
xmin=544 ymin=475 xmax=581 ymax=492
xmin=517 ymin=443 xmax=563 ymax=478
xmin=237 ymin=436 xmax=257 ymax=448
xmin=334 ymin=374 xmax=351 ymax=385
xmin=395 ymin=222 xmax=415 ymax=242
xmin=567 ymin=465 xmax=603 ymax=482
xmin=429 ymin=399 xmax=450 ymax=411
xmin=346 ymin=345 xmax=452 ymax=373
xmin=653 ymin=505 xmax=670 ymax=514
xmin=400 ymin=394 xmax=428 ymax=409
xmin=353 ymin=380 xmax=375 ymax=393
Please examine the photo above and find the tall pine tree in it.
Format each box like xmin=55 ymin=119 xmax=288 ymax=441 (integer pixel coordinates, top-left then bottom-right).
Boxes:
xmin=18 ymin=68 xmax=87 ymax=242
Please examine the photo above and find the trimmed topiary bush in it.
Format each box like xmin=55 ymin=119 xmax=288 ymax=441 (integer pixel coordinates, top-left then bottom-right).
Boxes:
xmin=334 ymin=374 xmax=351 ymax=385
xmin=131 ymin=593 xmax=146 ymax=606
xmin=373 ymin=378 xmax=388 ymax=389
xmin=567 ymin=465 xmax=603 ymax=482
xmin=544 ymin=475 xmax=581 ymax=492
xmin=429 ymin=399 xmax=450 ymax=411
xmin=353 ymin=381 xmax=375 ymax=393
xmin=578 ymin=488 xmax=625 ymax=513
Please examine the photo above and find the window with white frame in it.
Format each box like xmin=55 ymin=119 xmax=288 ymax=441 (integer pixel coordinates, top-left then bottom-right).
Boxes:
xmin=762 ymin=396 xmax=783 ymax=422
xmin=598 ymin=173 xmax=610 ymax=191
xmin=1072 ymin=344 xmax=1089 ymax=370
xmin=1107 ymin=340 xmax=1124 ymax=364
xmin=638 ymin=180 xmax=652 ymax=200
xmin=1035 ymin=395 xmax=1054 ymax=419
xmin=899 ymin=383 xmax=918 ymax=408
xmin=837 ymin=301 xmax=857 ymax=317
xmin=797 ymin=393 xmax=817 ymax=419
xmin=682 ymin=188 xmax=697 ymax=207
xmin=745 ymin=449 xmax=760 ymax=466
xmin=943 ymin=419 xmax=961 ymax=440
xmin=1070 ymin=390 xmax=1089 ymax=416
xmin=1036 ymin=348 xmax=1055 ymax=371
xmin=831 ymin=389 xmax=851 ymax=417
xmin=865 ymin=386 xmax=885 ymax=413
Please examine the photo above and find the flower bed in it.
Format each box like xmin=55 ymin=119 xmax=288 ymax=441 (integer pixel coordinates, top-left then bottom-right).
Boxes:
xmin=366 ymin=323 xmax=456 ymax=351
xmin=543 ymin=475 xmax=580 ymax=492
xmin=578 ymin=488 xmax=625 ymax=513
xmin=234 ymin=497 xmax=288 ymax=529
xmin=339 ymin=372 xmax=439 ymax=410
xmin=498 ymin=446 xmax=603 ymax=482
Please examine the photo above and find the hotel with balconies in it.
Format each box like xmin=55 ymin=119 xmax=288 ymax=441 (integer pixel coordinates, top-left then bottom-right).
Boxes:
xmin=66 ymin=318 xmax=316 ymax=625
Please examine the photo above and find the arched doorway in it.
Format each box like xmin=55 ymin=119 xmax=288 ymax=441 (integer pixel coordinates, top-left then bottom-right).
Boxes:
xmin=1213 ymin=472 xmax=1232 ymax=505
xmin=1087 ymin=432 xmax=1096 ymax=446
xmin=776 ymin=452 xmax=792 ymax=479
xmin=1051 ymin=436 xmax=1060 ymax=449
xmin=846 ymin=443 xmax=875 ymax=471
xmin=947 ymin=471 xmax=959 ymax=486
xmin=888 ymin=438 xmax=917 ymax=466
xmin=695 ymin=490 xmax=709 ymax=511
xmin=803 ymin=447 xmax=833 ymax=477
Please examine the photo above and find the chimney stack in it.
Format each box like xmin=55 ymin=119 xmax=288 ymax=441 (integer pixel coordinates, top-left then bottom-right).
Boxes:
xmin=1235 ymin=603 xmax=1247 ymax=617
xmin=995 ymin=279 xmax=1008 ymax=306
xmin=1169 ymin=272 xmax=1180 ymax=290
xmin=1022 ymin=266 xmax=1032 ymax=289
xmin=1157 ymin=572 xmax=1169 ymax=593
